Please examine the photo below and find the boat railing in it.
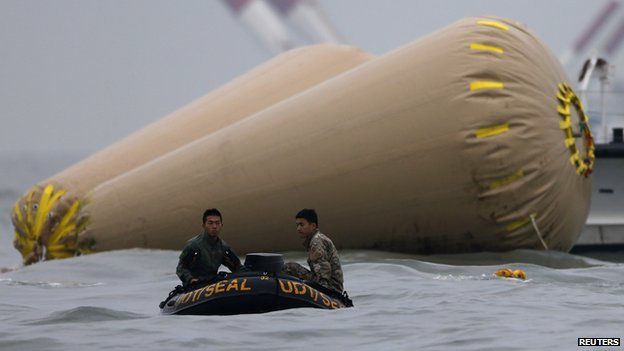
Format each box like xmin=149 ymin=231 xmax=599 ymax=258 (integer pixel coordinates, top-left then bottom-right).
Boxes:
xmin=581 ymin=90 xmax=624 ymax=145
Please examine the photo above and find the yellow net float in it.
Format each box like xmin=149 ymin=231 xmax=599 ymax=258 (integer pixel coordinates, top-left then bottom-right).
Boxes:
xmin=511 ymin=269 xmax=526 ymax=280
xmin=495 ymin=268 xmax=526 ymax=280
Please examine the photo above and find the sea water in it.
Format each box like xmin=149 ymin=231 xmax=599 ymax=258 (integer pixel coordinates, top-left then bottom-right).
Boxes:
xmin=1 ymin=154 xmax=622 ymax=351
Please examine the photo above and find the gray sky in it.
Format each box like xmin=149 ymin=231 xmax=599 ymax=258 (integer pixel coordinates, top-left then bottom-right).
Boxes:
xmin=0 ymin=0 xmax=616 ymax=155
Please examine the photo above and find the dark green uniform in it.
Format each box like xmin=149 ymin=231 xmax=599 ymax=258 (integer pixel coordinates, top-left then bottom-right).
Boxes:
xmin=176 ymin=232 xmax=242 ymax=286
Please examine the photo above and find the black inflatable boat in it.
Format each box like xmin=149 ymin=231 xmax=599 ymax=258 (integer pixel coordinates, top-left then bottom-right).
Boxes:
xmin=160 ymin=253 xmax=353 ymax=315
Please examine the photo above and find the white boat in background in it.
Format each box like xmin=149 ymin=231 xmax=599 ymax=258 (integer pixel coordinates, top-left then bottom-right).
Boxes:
xmin=555 ymin=1 xmax=624 ymax=252
xmin=573 ymin=62 xmax=624 ymax=252
xmin=575 ymin=150 xmax=624 ymax=252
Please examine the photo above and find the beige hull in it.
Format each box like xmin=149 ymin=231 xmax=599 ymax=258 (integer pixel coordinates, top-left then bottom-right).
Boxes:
xmin=78 ymin=17 xmax=593 ymax=255
xmin=11 ymin=44 xmax=374 ymax=263
xmin=47 ymin=44 xmax=374 ymax=194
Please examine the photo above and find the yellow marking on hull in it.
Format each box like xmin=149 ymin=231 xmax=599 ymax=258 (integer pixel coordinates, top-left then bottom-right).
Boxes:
xmin=470 ymin=81 xmax=504 ymax=91
xmin=489 ymin=170 xmax=524 ymax=189
xmin=477 ymin=20 xmax=509 ymax=31
xmin=475 ymin=123 xmax=509 ymax=138
xmin=505 ymin=212 xmax=537 ymax=232
xmin=470 ymin=43 xmax=504 ymax=54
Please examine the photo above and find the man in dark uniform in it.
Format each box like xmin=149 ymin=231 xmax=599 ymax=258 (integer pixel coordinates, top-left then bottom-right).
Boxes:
xmin=282 ymin=209 xmax=344 ymax=293
xmin=176 ymin=208 xmax=242 ymax=286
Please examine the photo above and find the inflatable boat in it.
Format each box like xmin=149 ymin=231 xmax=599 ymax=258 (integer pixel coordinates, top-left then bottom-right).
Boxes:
xmin=159 ymin=253 xmax=353 ymax=315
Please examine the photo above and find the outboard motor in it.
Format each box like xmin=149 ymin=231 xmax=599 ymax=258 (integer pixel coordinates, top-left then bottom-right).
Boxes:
xmin=244 ymin=253 xmax=284 ymax=273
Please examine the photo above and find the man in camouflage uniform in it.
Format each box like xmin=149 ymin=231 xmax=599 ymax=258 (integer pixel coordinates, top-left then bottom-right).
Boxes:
xmin=283 ymin=209 xmax=344 ymax=293
xmin=176 ymin=208 xmax=242 ymax=287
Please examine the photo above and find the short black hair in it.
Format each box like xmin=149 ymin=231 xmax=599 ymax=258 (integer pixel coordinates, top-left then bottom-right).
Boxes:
xmin=295 ymin=209 xmax=318 ymax=225
xmin=203 ymin=208 xmax=222 ymax=224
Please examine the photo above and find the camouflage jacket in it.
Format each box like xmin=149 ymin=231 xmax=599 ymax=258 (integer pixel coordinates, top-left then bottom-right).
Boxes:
xmin=176 ymin=232 xmax=241 ymax=286
xmin=304 ymin=230 xmax=344 ymax=293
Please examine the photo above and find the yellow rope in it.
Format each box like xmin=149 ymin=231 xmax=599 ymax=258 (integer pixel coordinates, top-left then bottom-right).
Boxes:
xmin=556 ymin=83 xmax=594 ymax=177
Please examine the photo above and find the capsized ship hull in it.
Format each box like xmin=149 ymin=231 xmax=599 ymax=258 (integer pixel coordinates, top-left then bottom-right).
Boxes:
xmin=12 ymin=17 xmax=594 ymax=263
xmin=11 ymin=44 xmax=373 ymax=263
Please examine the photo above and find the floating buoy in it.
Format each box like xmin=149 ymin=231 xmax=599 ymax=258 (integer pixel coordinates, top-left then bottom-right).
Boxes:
xmin=495 ymin=268 xmax=526 ymax=280
xmin=512 ymin=269 xmax=526 ymax=280
xmin=495 ymin=268 xmax=514 ymax=278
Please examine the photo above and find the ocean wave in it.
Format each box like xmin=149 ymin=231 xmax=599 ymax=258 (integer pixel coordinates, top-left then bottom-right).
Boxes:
xmin=0 ymin=278 xmax=104 ymax=288
xmin=23 ymin=306 xmax=147 ymax=325
xmin=0 ymin=337 xmax=66 ymax=351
